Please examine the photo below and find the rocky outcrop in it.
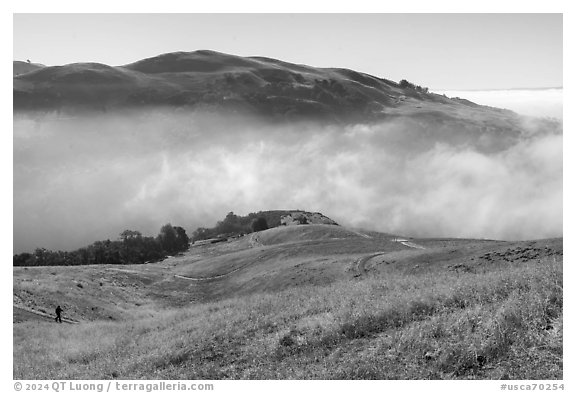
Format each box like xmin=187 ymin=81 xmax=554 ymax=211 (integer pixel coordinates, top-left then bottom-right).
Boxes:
xmin=280 ymin=211 xmax=338 ymax=226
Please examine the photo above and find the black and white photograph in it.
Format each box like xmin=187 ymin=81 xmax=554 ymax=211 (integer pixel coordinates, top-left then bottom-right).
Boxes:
xmin=9 ymin=9 xmax=566 ymax=385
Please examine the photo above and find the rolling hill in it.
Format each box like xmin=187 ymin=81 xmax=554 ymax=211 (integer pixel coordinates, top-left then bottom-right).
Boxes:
xmin=13 ymin=222 xmax=562 ymax=379
xmin=14 ymin=50 xmax=532 ymax=128
xmin=13 ymin=223 xmax=562 ymax=320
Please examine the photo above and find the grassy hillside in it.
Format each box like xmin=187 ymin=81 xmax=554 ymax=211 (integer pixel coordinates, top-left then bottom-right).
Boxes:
xmin=13 ymin=49 xmax=540 ymax=129
xmin=13 ymin=225 xmax=562 ymax=379
xmin=14 ymin=255 xmax=562 ymax=379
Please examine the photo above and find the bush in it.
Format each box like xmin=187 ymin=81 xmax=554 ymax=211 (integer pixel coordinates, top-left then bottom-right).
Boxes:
xmin=251 ymin=217 xmax=269 ymax=232
xmin=399 ymin=79 xmax=413 ymax=89
xmin=399 ymin=79 xmax=429 ymax=93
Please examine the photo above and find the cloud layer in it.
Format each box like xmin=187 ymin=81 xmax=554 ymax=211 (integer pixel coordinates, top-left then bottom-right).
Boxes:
xmin=436 ymin=88 xmax=563 ymax=119
xmin=13 ymin=103 xmax=562 ymax=253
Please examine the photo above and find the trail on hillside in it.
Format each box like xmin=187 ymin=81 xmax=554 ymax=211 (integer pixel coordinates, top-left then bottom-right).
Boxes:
xmin=349 ymin=229 xmax=373 ymax=239
xmin=106 ymin=268 xmax=140 ymax=274
xmin=349 ymin=237 xmax=426 ymax=277
xmin=249 ymin=233 xmax=263 ymax=247
xmin=13 ymin=305 xmax=79 ymax=324
xmin=174 ymin=264 xmax=249 ymax=281
xmin=394 ymin=238 xmax=426 ymax=249
xmin=350 ymin=252 xmax=387 ymax=277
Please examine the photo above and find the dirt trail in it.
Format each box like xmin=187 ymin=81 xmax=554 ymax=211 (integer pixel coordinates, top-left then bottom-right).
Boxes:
xmin=174 ymin=264 xmax=249 ymax=281
xmin=348 ymin=238 xmax=427 ymax=277
xmin=249 ymin=233 xmax=263 ymax=247
xmin=394 ymin=238 xmax=426 ymax=249
xmin=350 ymin=252 xmax=387 ymax=276
xmin=349 ymin=229 xmax=372 ymax=239
xmin=106 ymin=268 xmax=140 ymax=274
xmin=13 ymin=305 xmax=79 ymax=324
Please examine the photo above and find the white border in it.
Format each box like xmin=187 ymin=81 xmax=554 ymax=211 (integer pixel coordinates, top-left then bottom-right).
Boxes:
xmin=4 ymin=4 xmax=572 ymax=391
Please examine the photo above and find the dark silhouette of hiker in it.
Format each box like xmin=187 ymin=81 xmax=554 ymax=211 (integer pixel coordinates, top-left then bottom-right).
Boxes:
xmin=55 ymin=305 xmax=63 ymax=323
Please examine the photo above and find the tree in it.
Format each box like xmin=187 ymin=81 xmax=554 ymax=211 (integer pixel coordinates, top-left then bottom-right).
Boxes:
xmin=399 ymin=79 xmax=428 ymax=93
xmin=120 ymin=230 xmax=142 ymax=243
xmin=157 ymin=224 xmax=178 ymax=253
xmin=399 ymin=79 xmax=412 ymax=89
xmin=251 ymin=217 xmax=269 ymax=232
xmin=34 ymin=248 xmax=48 ymax=265
xmin=217 ymin=212 xmax=241 ymax=234
xmin=13 ymin=252 xmax=33 ymax=266
xmin=295 ymin=215 xmax=309 ymax=225
xmin=173 ymin=226 xmax=190 ymax=251
xmin=13 ymin=223 xmax=190 ymax=266
xmin=191 ymin=227 xmax=213 ymax=242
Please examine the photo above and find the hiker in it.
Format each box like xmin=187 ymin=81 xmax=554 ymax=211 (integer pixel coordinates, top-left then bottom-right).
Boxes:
xmin=55 ymin=305 xmax=63 ymax=323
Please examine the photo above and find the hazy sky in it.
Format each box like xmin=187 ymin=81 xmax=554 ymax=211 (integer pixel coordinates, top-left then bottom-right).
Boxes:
xmin=13 ymin=13 xmax=562 ymax=90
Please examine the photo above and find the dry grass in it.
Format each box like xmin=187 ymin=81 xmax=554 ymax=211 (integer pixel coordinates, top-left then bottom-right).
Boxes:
xmin=14 ymin=256 xmax=562 ymax=380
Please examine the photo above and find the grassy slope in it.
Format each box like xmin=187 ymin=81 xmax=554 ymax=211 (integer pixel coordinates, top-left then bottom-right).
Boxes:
xmin=13 ymin=225 xmax=563 ymax=379
xmin=13 ymin=50 xmax=532 ymax=131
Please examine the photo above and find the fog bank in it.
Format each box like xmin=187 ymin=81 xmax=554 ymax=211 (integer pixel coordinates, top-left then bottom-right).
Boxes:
xmin=13 ymin=109 xmax=562 ymax=253
xmin=436 ymin=88 xmax=563 ymax=119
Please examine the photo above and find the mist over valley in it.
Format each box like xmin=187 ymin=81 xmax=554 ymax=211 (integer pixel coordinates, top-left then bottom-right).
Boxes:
xmin=13 ymin=51 xmax=562 ymax=253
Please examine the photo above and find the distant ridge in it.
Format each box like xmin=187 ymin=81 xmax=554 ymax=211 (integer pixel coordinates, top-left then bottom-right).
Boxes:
xmin=13 ymin=49 xmax=530 ymax=127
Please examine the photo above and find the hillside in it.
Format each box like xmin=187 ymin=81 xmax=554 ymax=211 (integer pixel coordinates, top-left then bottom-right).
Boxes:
xmin=14 ymin=50 xmax=532 ymax=127
xmin=13 ymin=222 xmax=563 ymax=379
xmin=14 ymin=224 xmax=562 ymax=319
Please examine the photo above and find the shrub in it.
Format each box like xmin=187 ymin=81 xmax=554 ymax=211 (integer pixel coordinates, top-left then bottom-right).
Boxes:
xmin=251 ymin=217 xmax=269 ymax=232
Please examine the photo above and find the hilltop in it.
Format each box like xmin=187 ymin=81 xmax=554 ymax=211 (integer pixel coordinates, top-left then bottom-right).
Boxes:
xmin=191 ymin=210 xmax=338 ymax=242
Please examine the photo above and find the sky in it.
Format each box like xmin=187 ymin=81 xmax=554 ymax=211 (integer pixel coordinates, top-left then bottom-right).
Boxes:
xmin=13 ymin=13 xmax=562 ymax=90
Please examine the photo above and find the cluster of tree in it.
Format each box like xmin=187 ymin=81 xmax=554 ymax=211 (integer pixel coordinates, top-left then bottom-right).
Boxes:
xmin=13 ymin=224 xmax=189 ymax=267
xmin=398 ymin=79 xmax=429 ymax=93
xmin=191 ymin=210 xmax=303 ymax=242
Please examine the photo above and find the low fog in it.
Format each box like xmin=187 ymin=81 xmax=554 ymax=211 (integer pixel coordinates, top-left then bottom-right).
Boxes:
xmin=13 ymin=102 xmax=563 ymax=253
xmin=436 ymin=88 xmax=563 ymax=119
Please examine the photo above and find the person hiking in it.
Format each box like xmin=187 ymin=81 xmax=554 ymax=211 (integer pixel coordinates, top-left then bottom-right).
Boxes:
xmin=55 ymin=305 xmax=63 ymax=323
